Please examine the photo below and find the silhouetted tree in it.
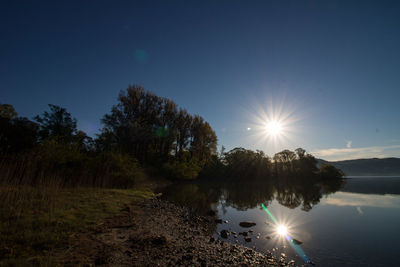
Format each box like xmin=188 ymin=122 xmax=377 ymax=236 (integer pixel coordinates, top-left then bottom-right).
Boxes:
xmin=273 ymin=148 xmax=319 ymax=176
xmin=223 ymin=147 xmax=271 ymax=179
xmin=295 ymin=147 xmax=306 ymax=159
xmin=100 ymin=85 xmax=217 ymax=172
xmin=0 ymin=103 xmax=18 ymax=119
xmin=175 ymin=108 xmax=192 ymax=157
xmin=319 ymin=164 xmax=345 ymax=179
xmin=274 ymin=149 xmax=296 ymax=173
xmin=34 ymin=104 xmax=78 ymax=143
xmin=0 ymin=116 xmax=39 ymax=153
xmin=190 ymin=115 xmax=217 ymax=164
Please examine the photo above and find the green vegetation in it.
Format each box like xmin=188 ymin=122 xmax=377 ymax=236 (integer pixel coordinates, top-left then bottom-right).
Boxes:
xmin=99 ymin=85 xmax=217 ymax=170
xmin=209 ymin=146 xmax=344 ymax=181
xmin=1 ymin=85 xmax=218 ymax=185
xmin=0 ymin=186 xmax=153 ymax=265
xmin=0 ymin=86 xmax=218 ymax=264
xmin=0 ymin=85 xmax=344 ymax=264
xmin=1 ymin=86 xmax=342 ymax=184
xmin=319 ymin=164 xmax=345 ymax=179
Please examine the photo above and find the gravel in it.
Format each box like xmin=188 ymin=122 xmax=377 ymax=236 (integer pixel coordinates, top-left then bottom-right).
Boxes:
xmin=59 ymin=197 xmax=287 ymax=266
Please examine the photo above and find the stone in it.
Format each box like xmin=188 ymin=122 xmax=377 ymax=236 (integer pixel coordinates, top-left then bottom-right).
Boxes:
xmin=244 ymin=237 xmax=252 ymax=242
xmin=220 ymin=230 xmax=230 ymax=239
xmin=239 ymin=221 xmax=256 ymax=228
xmin=292 ymin=238 xmax=303 ymax=245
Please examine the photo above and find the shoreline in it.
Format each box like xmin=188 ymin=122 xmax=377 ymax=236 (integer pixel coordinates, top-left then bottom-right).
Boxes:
xmin=58 ymin=196 xmax=286 ymax=266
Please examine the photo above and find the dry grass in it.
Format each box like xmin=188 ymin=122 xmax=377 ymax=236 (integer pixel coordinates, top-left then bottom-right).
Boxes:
xmin=0 ymin=158 xmax=153 ymax=266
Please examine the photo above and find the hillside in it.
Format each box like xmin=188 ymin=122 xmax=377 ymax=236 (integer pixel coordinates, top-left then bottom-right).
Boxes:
xmin=318 ymin=157 xmax=400 ymax=176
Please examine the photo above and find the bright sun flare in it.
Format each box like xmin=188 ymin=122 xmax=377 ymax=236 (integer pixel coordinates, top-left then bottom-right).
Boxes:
xmin=266 ymin=121 xmax=282 ymax=136
xmin=277 ymin=225 xmax=288 ymax=236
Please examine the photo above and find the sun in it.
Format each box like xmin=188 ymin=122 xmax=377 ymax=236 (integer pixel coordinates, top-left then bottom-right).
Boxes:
xmin=266 ymin=120 xmax=282 ymax=137
xmin=276 ymin=224 xmax=288 ymax=236
xmin=243 ymin=95 xmax=304 ymax=155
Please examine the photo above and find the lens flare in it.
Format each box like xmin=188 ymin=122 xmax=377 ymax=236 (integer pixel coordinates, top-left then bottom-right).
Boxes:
xmin=266 ymin=120 xmax=282 ymax=136
xmin=243 ymin=95 xmax=305 ymax=155
xmin=277 ymin=225 xmax=288 ymax=236
xmin=261 ymin=203 xmax=312 ymax=265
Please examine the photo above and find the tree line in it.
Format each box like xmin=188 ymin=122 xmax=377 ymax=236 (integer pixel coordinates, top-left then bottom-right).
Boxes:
xmin=98 ymin=86 xmax=217 ymax=176
xmin=0 ymin=85 xmax=218 ymax=186
xmin=0 ymin=85 xmax=343 ymax=188
xmin=204 ymin=146 xmax=344 ymax=181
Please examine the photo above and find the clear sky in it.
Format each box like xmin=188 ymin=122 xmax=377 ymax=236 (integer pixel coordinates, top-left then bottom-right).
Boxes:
xmin=1 ymin=0 xmax=400 ymax=161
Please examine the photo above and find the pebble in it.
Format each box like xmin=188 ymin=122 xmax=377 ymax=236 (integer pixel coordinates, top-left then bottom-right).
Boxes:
xmin=113 ymin=198 xmax=286 ymax=267
xmin=220 ymin=230 xmax=230 ymax=239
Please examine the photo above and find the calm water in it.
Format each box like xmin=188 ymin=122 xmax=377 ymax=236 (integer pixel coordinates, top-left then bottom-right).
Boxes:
xmin=161 ymin=177 xmax=400 ymax=266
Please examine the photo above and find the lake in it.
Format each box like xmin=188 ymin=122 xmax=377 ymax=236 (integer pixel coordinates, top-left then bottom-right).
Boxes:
xmin=161 ymin=176 xmax=400 ymax=266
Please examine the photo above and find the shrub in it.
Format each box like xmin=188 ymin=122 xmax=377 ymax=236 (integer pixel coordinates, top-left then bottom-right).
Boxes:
xmin=34 ymin=139 xmax=87 ymax=186
xmin=319 ymin=164 xmax=345 ymax=179
xmin=162 ymin=159 xmax=201 ymax=180
xmin=98 ymin=151 xmax=147 ymax=188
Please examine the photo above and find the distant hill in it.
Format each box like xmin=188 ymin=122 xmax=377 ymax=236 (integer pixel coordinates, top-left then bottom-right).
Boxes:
xmin=318 ymin=157 xmax=400 ymax=176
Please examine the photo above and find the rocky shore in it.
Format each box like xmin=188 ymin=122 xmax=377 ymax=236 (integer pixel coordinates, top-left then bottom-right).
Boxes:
xmin=59 ymin=197 xmax=287 ymax=266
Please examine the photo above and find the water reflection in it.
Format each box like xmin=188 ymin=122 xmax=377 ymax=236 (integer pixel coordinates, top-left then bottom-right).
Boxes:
xmin=161 ymin=176 xmax=400 ymax=267
xmin=161 ymin=176 xmax=346 ymax=214
xmin=322 ymin=191 xmax=400 ymax=208
xmin=341 ymin=177 xmax=400 ymax=195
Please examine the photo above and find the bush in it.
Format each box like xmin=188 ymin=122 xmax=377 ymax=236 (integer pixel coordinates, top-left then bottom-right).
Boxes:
xmin=34 ymin=139 xmax=87 ymax=186
xmin=162 ymin=159 xmax=201 ymax=180
xmin=98 ymin=151 xmax=147 ymax=188
xmin=319 ymin=164 xmax=345 ymax=179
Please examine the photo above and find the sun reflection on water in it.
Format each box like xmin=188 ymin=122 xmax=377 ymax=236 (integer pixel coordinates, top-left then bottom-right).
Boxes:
xmin=276 ymin=224 xmax=288 ymax=236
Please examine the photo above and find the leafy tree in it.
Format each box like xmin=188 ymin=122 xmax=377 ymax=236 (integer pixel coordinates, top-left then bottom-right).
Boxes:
xmin=189 ymin=115 xmax=218 ymax=164
xmin=223 ymin=147 xmax=271 ymax=179
xmin=295 ymin=147 xmax=306 ymax=159
xmin=319 ymin=164 xmax=345 ymax=179
xmin=273 ymin=149 xmax=296 ymax=172
xmin=74 ymin=130 xmax=94 ymax=153
xmin=101 ymin=86 xmax=163 ymax=160
xmin=175 ymin=108 xmax=192 ymax=157
xmin=0 ymin=104 xmax=39 ymax=153
xmin=101 ymin=85 xmax=218 ymax=169
xmin=0 ymin=117 xmax=39 ymax=153
xmin=163 ymin=157 xmax=201 ymax=180
xmin=34 ymin=104 xmax=78 ymax=143
xmin=272 ymin=148 xmax=320 ymax=176
xmin=156 ymin=98 xmax=178 ymax=159
xmin=0 ymin=103 xmax=18 ymax=119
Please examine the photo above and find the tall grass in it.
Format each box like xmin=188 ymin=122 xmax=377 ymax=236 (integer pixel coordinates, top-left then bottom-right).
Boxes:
xmin=0 ymin=151 xmax=152 ymax=265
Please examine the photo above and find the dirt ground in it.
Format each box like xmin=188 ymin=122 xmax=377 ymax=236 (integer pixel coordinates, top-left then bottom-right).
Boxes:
xmin=56 ymin=197 xmax=288 ymax=266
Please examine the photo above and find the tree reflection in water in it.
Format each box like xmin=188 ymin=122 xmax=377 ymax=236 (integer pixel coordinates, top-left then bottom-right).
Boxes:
xmin=161 ymin=176 xmax=346 ymax=214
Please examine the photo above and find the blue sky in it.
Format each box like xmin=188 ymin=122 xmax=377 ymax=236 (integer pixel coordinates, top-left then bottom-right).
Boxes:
xmin=1 ymin=0 xmax=399 ymax=160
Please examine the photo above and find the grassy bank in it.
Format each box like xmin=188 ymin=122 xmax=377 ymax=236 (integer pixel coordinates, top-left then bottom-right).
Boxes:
xmin=0 ymin=186 xmax=153 ymax=266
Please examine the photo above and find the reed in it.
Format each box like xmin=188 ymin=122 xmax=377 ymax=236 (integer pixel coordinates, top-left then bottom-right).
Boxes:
xmin=0 ymin=154 xmax=152 ymax=265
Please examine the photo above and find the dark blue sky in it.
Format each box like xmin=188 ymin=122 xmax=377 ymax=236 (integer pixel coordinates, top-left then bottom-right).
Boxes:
xmin=1 ymin=0 xmax=400 ymax=160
